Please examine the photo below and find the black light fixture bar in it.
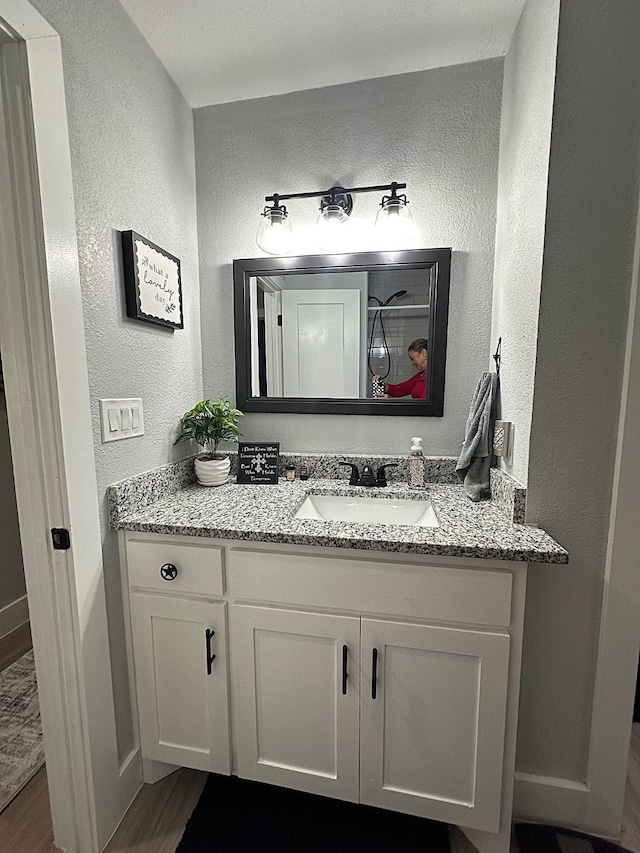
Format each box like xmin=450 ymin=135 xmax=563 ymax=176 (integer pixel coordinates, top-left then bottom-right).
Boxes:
xmin=265 ymin=181 xmax=406 ymax=203
xmin=257 ymin=180 xmax=415 ymax=255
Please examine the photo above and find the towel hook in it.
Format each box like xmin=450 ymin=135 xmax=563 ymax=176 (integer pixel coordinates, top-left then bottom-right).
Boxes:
xmin=493 ymin=337 xmax=502 ymax=377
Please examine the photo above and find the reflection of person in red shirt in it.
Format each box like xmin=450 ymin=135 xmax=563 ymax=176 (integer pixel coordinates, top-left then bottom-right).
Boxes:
xmin=374 ymin=338 xmax=427 ymax=400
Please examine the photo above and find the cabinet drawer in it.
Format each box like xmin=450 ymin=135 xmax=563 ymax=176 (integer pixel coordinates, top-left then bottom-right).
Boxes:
xmin=126 ymin=536 xmax=224 ymax=597
xmin=229 ymin=548 xmax=512 ymax=627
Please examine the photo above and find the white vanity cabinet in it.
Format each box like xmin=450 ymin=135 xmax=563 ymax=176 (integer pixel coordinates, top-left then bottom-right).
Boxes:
xmin=123 ymin=533 xmax=231 ymax=774
xmin=231 ymin=604 xmax=510 ymax=832
xmin=228 ymin=545 xmax=517 ymax=835
xmin=120 ymin=530 xmax=527 ymax=853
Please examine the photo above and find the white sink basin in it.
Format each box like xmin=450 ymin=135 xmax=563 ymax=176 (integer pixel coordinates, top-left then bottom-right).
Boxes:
xmin=294 ymin=493 xmax=439 ymax=527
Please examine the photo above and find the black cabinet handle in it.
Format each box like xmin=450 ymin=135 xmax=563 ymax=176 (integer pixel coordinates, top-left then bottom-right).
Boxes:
xmin=342 ymin=644 xmax=348 ymax=695
xmin=205 ymin=628 xmax=216 ymax=675
xmin=372 ymin=647 xmax=378 ymax=699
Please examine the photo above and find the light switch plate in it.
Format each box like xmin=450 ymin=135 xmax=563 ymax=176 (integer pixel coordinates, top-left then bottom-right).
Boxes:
xmin=99 ymin=398 xmax=144 ymax=443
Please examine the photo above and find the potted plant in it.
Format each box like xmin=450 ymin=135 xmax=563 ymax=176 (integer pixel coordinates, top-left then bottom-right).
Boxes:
xmin=175 ymin=398 xmax=243 ymax=486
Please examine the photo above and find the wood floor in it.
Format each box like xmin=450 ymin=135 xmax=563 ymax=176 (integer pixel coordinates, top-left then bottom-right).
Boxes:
xmin=622 ymin=723 xmax=640 ymax=853
xmin=104 ymin=769 xmax=206 ymax=853
xmin=1 ymin=618 xmax=639 ymax=853
xmin=0 ymin=621 xmax=31 ymax=672
xmin=0 ymin=766 xmax=56 ymax=853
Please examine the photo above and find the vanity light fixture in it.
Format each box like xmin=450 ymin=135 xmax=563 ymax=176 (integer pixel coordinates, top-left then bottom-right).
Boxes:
xmin=375 ymin=183 xmax=417 ymax=249
xmin=315 ymin=185 xmax=353 ymax=252
xmin=256 ymin=194 xmax=294 ymax=255
xmin=256 ymin=181 xmax=415 ymax=255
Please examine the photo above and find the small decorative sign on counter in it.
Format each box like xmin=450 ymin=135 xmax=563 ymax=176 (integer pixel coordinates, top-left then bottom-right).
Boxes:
xmin=237 ymin=442 xmax=280 ymax=484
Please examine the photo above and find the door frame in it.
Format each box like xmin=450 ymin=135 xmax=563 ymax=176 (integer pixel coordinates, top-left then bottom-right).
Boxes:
xmin=584 ymin=166 xmax=640 ymax=834
xmin=0 ymin=2 xmax=133 ymax=850
xmin=513 ymin=156 xmax=640 ymax=836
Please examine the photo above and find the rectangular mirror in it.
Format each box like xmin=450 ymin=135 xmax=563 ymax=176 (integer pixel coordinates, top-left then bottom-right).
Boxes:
xmin=233 ymin=248 xmax=451 ymax=416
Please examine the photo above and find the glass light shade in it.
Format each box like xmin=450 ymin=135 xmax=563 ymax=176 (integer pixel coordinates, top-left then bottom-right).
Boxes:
xmin=374 ymin=198 xmax=417 ymax=249
xmin=316 ymin=204 xmax=350 ymax=252
xmin=256 ymin=209 xmax=293 ymax=255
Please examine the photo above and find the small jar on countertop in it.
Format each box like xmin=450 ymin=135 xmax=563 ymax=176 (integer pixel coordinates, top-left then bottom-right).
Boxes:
xmin=285 ymin=465 xmax=296 ymax=481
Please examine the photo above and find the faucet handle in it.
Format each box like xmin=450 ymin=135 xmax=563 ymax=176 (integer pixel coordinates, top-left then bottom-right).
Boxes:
xmin=339 ymin=461 xmax=360 ymax=486
xmin=376 ymin=463 xmax=398 ymax=486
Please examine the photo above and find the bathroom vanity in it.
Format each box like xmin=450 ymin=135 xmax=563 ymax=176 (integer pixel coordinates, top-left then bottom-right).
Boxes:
xmin=110 ymin=463 xmax=567 ymax=853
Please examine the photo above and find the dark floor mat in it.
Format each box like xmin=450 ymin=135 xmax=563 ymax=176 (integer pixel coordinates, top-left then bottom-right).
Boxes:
xmin=515 ymin=822 xmax=634 ymax=853
xmin=177 ymin=773 xmax=451 ymax=852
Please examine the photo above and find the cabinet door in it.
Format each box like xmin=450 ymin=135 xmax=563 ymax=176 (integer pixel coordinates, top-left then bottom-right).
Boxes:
xmin=231 ymin=604 xmax=360 ymax=801
xmin=360 ymin=618 xmax=510 ymax=833
xmin=130 ymin=594 xmax=230 ymax=773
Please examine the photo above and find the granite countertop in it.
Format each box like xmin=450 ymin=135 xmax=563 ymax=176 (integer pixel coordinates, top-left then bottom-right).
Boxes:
xmin=111 ymin=477 xmax=568 ymax=564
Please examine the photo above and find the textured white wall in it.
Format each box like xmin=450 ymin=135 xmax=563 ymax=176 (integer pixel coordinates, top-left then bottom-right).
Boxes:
xmin=0 ymin=407 xmax=26 ymax=614
xmin=194 ymin=61 xmax=504 ymax=455
xmin=516 ymin=0 xmax=640 ymax=783
xmin=30 ymin=0 xmax=202 ymax=764
xmin=490 ymin=0 xmax=560 ymax=486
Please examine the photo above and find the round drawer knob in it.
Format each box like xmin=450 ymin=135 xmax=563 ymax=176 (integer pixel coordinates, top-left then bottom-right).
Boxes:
xmin=160 ymin=563 xmax=178 ymax=581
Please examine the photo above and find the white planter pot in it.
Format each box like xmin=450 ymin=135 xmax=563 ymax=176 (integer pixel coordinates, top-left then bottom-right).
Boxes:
xmin=194 ymin=455 xmax=230 ymax=487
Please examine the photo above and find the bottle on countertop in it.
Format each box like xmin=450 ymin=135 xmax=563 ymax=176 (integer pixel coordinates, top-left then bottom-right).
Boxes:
xmin=408 ymin=436 xmax=425 ymax=489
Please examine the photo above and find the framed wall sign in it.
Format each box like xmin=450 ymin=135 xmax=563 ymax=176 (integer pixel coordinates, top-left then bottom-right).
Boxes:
xmin=121 ymin=230 xmax=183 ymax=329
xmin=237 ymin=442 xmax=280 ymax=484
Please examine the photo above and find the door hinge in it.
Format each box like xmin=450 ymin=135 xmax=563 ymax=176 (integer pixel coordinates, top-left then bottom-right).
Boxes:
xmin=277 ymin=314 xmax=282 ymax=326
xmin=51 ymin=528 xmax=71 ymax=550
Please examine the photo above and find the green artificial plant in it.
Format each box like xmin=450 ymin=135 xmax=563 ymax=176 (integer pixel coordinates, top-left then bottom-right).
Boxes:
xmin=175 ymin=398 xmax=243 ymax=458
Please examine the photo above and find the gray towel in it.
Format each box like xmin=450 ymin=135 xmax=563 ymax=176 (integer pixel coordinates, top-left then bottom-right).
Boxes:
xmin=456 ymin=371 xmax=497 ymax=501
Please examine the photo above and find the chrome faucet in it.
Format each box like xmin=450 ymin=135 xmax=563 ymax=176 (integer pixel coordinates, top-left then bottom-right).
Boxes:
xmin=338 ymin=461 xmax=398 ymax=487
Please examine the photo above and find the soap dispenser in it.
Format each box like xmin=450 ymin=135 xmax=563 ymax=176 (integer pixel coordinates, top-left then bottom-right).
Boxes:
xmin=409 ymin=436 xmax=425 ymax=489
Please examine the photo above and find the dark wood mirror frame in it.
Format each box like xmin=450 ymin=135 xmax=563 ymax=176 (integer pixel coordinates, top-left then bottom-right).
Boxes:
xmin=233 ymin=248 xmax=451 ymax=416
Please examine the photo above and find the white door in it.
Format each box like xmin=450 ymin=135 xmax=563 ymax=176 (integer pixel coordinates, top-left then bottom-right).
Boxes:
xmin=231 ymin=604 xmax=360 ymax=801
xmin=360 ymin=618 xmax=510 ymax=833
xmin=130 ymin=594 xmax=230 ymax=774
xmin=281 ymin=289 xmax=361 ymax=397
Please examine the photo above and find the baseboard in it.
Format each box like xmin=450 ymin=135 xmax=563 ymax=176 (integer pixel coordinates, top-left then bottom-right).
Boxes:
xmin=0 ymin=595 xmax=29 ymax=639
xmin=513 ymin=772 xmax=620 ymax=838
xmin=119 ymin=747 xmax=142 ymax=813
xmin=101 ymin=748 xmax=142 ymax=852
xmin=142 ymin=757 xmax=180 ymax=784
